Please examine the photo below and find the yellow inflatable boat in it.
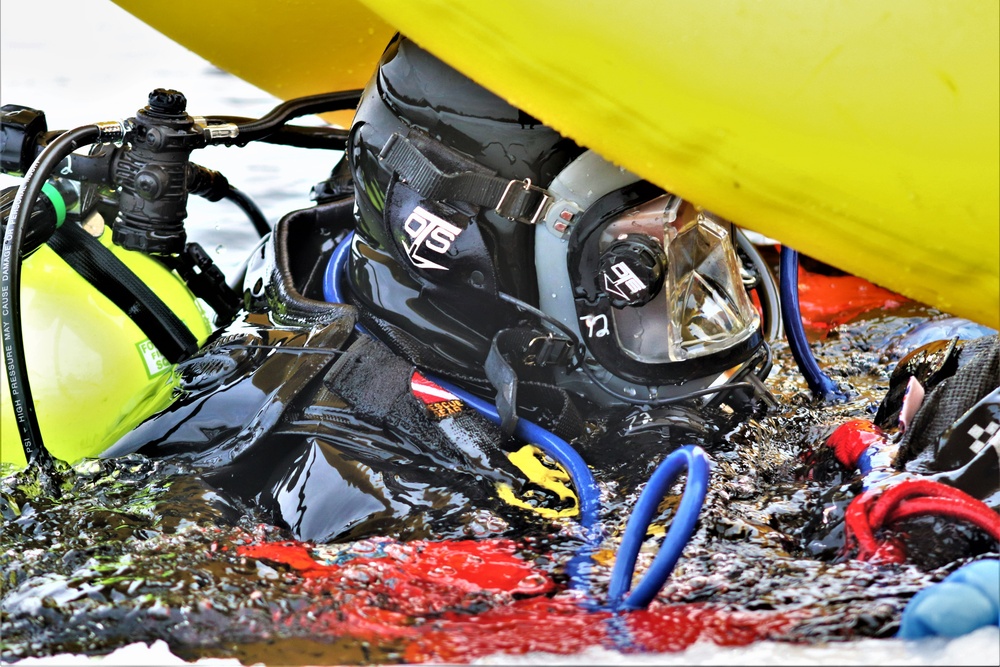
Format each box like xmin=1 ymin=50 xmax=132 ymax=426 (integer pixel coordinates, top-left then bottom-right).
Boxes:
xmin=113 ymin=0 xmax=999 ymax=328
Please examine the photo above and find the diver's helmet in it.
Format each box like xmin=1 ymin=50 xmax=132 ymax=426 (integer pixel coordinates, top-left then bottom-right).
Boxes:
xmin=345 ymin=37 xmax=769 ymax=433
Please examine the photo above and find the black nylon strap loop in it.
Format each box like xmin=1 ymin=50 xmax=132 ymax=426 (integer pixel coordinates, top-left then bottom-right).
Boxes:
xmin=485 ymin=337 xmax=520 ymax=436
xmin=47 ymin=222 xmax=198 ymax=363
xmin=379 ymin=131 xmax=551 ymax=224
xmin=485 ymin=327 xmax=584 ymax=440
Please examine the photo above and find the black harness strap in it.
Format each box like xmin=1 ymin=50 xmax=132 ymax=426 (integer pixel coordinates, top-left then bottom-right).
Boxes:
xmin=379 ymin=130 xmax=552 ymax=225
xmin=47 ymin=222 xmax=199 ymax=363
xmin=485 ymin=327 xmax=582 ymax=441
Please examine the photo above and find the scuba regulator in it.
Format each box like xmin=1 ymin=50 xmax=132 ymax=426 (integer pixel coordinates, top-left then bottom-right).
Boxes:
xmin=0 ymin=88 xmax=358 ymax=475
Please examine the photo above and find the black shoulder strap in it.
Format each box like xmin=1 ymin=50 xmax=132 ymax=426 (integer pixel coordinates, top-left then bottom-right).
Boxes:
xmin=47 ymin=222 xmax=198 ymax=363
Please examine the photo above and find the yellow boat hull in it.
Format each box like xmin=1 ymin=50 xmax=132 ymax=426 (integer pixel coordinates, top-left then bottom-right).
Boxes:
xmin=113 ymin=0 xmax=999 ymax=328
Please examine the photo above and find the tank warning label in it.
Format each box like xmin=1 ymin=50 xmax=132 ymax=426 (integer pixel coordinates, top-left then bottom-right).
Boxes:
xmin=411 ymin=371 xmax=464 ymax=420
xmin=137 ymin=339 xmax=171 ymax=378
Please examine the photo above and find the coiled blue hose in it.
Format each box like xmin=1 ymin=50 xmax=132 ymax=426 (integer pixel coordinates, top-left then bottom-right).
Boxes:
xmin=607 ymin=445 xmax=710 ymax=610
xmin=779 ymin=247 xmax=842 ymax=400
xmin=325 ymin=231 xmax=708 ymax=608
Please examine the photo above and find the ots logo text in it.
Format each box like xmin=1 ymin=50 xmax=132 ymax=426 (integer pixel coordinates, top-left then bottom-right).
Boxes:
xmin=403 ymin=207 xmax=463 ymax=271
xmin=603 ymin=262 xmax=646 ymax=301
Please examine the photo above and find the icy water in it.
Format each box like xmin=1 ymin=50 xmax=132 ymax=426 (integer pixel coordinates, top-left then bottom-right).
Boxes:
xmin=2 ymin=2 xmax=999 ymax=665
xmin=0 ymin=0 xmax=333 ymax=280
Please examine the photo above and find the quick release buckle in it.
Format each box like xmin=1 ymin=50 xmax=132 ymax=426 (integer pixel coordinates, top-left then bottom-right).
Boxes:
xmin=495 ymin=178 xmax=553 ymax=225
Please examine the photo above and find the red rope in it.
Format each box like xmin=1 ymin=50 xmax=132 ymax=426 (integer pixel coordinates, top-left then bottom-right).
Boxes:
xmin=843 ymin=479 xmax=1000 ymax=563
xmin=843 ymin=490 xmax=880 ymax=559
xmin=885 ymin=497 xmax=1000 ymax=541
xmin=868 ymin=479 xmax=977 ymax=528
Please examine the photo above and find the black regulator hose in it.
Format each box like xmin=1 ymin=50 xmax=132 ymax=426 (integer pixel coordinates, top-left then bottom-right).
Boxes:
xmin=735 ymin=229 xmax=783 ymax=343
xmin=207 ymin=119 xmax=349 ymax=150
xmin=1 ymin=124 xmax=102 ymax=472
xmin=224 ymin=186 xmax=270 ymax=238
xmin=209 ymin=90 xmax=362 ymax=146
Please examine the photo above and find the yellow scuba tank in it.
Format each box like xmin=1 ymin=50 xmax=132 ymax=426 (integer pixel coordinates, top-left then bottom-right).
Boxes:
xmin=0 ymin=213 xmax=212 ymax=468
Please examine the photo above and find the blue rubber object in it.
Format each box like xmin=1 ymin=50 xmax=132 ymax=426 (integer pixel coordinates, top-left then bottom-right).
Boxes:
xmin=779 ymin=247 xmax=843 ymax=400
xmin=898 ymin=560 xmax=1000 ymax=640
xmin=435 ymin=376 xmax=603 ymax=593
xmin=323 ymin=230 xmax=354 ymax=304
xmin=607 ymin=445 xmax=711 ymax=610
xmin=432 ymin=378 xmax=602 ymax=532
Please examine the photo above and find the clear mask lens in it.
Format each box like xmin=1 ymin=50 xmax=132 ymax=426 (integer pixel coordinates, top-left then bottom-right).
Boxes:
xmin=601 ymin=195 xmax=758 ymax=363
xmin=666 ymin=214 xmax=757 ymax=358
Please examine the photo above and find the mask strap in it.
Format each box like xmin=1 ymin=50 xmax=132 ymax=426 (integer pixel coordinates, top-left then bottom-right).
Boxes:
xmin=380 ymin=130 xmax=553 ymax=224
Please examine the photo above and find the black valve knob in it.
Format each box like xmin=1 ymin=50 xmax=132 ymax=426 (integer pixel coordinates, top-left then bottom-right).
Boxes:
xmin=597 ymin=234 xmax=666 ymax=308
xmin=1 ymin=105 xmax=48 ymax=176
xmin=147 ymin=88 xmax=187 ymax=118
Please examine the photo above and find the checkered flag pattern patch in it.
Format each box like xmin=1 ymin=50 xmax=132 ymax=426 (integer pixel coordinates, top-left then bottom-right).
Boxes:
xmin=967 ymin=420 xmax=1000 ymax=455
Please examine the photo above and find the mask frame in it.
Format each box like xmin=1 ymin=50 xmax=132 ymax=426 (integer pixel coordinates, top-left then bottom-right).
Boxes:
xmin=535 ymin=152 xmax=768 ymax=406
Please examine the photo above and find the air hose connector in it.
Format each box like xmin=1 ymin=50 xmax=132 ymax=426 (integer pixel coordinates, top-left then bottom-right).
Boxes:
xmin=94 ymin=119 xmax=130 ymax=144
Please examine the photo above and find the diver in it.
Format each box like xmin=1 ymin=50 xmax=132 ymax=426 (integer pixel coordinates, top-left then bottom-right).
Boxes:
xmin=104 ymin=36 xmax=780 ymax=544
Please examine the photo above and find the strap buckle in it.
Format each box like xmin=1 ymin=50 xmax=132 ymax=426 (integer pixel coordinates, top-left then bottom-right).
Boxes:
xmin=496 ymin=178 xmax=553 ymax=225
xmin=524 ymin=334 xmax=575 ymax=367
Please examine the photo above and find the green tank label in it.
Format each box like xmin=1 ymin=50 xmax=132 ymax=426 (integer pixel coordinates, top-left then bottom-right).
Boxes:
xmin=136 ymin=339 xmax=171 ymax=378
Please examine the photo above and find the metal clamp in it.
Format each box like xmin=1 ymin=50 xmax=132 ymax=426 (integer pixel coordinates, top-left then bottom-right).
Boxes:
xmin=495 ymin=178 xmax=553 ymax=225
xmin=192 ymin=116 xmax=240 ymax=142
xmin=95 ymin=119 xmax=130 ymax=144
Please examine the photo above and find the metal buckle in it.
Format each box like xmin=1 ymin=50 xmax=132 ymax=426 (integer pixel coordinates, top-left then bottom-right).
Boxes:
xmin=524 ymin=334 xmax=575 ymax=367
xmin=495 ymin=178 xmax=553 ymax=225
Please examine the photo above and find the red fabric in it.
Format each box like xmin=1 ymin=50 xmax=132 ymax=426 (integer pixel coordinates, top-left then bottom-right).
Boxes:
xmin=237 ymin=538 xmax=802 ymax=660
xmin=405 ymin=600 xmax=802 ymax=662
xmin=796 ymin=265 xmax=905 ymax=335
xmin=826 ymin=419 xmax=887 ymax=468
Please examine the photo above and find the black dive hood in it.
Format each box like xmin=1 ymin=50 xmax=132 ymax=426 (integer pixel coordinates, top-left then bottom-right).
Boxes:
xmin=344 ymin=36 xmax=772 ymax=437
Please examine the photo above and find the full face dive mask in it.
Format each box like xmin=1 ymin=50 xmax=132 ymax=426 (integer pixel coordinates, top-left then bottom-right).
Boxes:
xmin=536 ymin=150 xmax=766 ymax=407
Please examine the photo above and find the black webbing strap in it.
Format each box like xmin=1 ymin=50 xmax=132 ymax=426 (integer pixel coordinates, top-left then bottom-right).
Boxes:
xmin=485 ymin=327 xmax=582 ymax=440
xmin=157 ymin=242 xmax=241 ymax=326
xmin=47 ymin=222 xmax=199 ymax=363
xmin=379 ymin=130 xmax=552 ymax=224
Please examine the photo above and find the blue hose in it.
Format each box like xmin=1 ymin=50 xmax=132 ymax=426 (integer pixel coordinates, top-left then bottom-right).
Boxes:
xmin=434 ymin=377 xmax=604 ymax=593
xmin=779 ymin=247 xmax=842 ymax=400
xmin=323 ymin=231 xmax=354 ymax=304
xmin=607 ymin=445 xmax=710 ymax=610
xmin=326 ymin=231 xmax=708 ymax=607
xmin=431 ymin=378 xmax=601 ymax=531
